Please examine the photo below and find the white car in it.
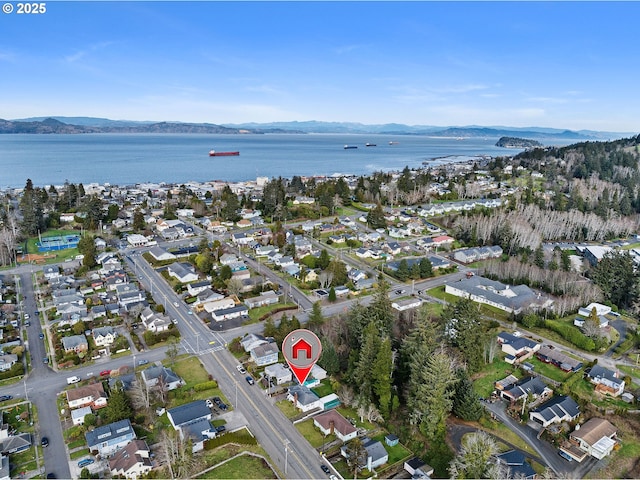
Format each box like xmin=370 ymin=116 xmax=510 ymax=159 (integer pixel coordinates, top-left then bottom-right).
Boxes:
xmin=236 ymin=365 xmax=247 ymax=374
xmin=173 ymin=301 xmax=179 ymax=307
xmin=206 ymin=399 xmax=214 ymax=408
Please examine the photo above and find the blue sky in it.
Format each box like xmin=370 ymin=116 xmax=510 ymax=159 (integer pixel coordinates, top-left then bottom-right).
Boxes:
xmin=1 ymin=1 xmax=639 ymax=132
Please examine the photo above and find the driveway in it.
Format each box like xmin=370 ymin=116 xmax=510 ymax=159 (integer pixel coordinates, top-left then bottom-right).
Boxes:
xmin=604 ymin=319 xmax=628 ymax=357
xmin=483 ymin=400 xmax=583 ymax=476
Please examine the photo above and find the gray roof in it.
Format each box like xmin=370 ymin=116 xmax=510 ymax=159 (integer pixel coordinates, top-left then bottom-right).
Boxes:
xmin=85 ymin=419 xmax=134 ymax=448
xmin=588 ymin=365 xmax=622 ymax=385
xmin=504 ymin=377 xmax=548 ymax=399
xmin=451 ymin=276 xmax=541 ymax=311
xmin=141 ymin=366 xmax=181 ymax=385
xmin=288 ymin=384 xmax=319 ymax=406
xmin=498 ymin=332 xmax=539 ymax=351
xmin=181 ymin=417 xmax=214 ymax=442
xmin=363 ymin=438 xmax=388 ymax=462
xmin=532 ymin=395 xmax=580 ymax=422
xmin=61 ymin=335 xmax=88 ymax=349
xmin=167 ymin=400 xmax=210 ymax=427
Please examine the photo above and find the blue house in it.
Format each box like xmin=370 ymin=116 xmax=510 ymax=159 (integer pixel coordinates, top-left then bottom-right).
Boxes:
xmin=85 ymin=419 xmax=136 ymax=456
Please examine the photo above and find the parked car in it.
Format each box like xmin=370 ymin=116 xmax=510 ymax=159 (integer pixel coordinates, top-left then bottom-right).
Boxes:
xmin=39 ymin=333 xmax=45 ymax=339
xmin=206 ymin=399 xmax=214 ymax=408
xmin=138 ymin=359 xmax=149 ymax=365
xmin=245 ymin=375 xmax=254 ymax=385
xmin=43 ymin=356 xmax=49 ymax=364
xmin=320 ymin=464 xmax=330 ymax=474
xmin=41 ymin=436 xmax=49 ymax=447
xmin=173 ymin=301 xmax=179 ymax=307
xmin=99 ymin=370 xmax=111 ymax=377
xmin=78 ymin=458 xmax=94 ymax=468
xmin=215 ymin=425 xmax=226 ymax=433
xmin=236 ymin=365 xmax=247 ymax=374
xmin=0 ymin=395 xmax=12 ymax=402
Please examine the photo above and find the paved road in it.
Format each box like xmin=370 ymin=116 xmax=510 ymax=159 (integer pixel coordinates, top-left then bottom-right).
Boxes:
xmin=483 ymin=399 xmax=599 ymax=477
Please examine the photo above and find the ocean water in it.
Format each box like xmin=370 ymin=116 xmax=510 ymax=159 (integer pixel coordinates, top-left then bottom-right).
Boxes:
xmin=0 ymin=133 xmax=533 ymax=188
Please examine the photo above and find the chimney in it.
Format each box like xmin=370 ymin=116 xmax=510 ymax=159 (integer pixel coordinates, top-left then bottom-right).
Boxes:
xmin=329 ymin=420 xmax=335 ymax=435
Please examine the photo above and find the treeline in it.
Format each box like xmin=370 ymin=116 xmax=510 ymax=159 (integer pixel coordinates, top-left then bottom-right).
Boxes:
xmin=482 ymin=257 xmax=603 ymax=316
xmin=453 ymin=204 xmax=636 ymax=252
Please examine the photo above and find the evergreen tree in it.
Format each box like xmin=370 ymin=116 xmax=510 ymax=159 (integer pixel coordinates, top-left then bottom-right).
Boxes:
xmin=397 ymin=305 xmax=438 ymax=388
xmin=104 ymin=387 xmax=133 ymax=423
xmin=372 ymin=337 xmax=393 ymax=418
xmin=366 ymin=203 xmax=386 ymax=229
xmin=317 ymin=249 xmax=331 ymax=270
xmin=133 ymin=209 xmax=146 ymax=231
xmin=443 ymin=299 xmax=484 ymax=374
xmin=328 ymin=286 xmax=337 ymax=302
xmin=263 ymin=317 xmax=277 ymax=338
xmin=452 ymin=370 xmax=483 ymax=421
xmin=319 ymin=337 xmax=340 ymax=375
xmin=419 ymin=257 xmax=433 ymax=278
xmin=591 ymin=251 xmax=638 ymax=308
xmin=77 ymin=234 xmax=97 ymax=268
xmin=353 ymin=322 xmax=381 ymax=403
xmin=307 ymin=301 xmax=325 ymax=331
xmin=396 ymin=259 xmax=409 ymax=281
xmin=368 ymin=281 xmax=393 ymax=337
xmin=407 ymin=347 xmax=457 ymax=440
xmin=220 ymin=185 xmax=240 ymax=221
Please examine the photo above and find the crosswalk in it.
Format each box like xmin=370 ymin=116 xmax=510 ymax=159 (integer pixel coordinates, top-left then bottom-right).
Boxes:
xmin=180 ymin=331 xmax=227 ymax=356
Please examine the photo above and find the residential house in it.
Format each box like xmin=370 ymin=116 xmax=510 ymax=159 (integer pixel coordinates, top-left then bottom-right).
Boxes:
xmin=86 ymin=419 xmax=137 ymax=456
xmin=61 ymin=334 xmax=89 ymax=354
xmin=529 ymin=396 xmax=580 ymax=428
xmin=71 ymin=406 xmax=93 ymax=426
xmin=0 ymin=354 xmax=18 ymax=372
xmin=166 ymin=400 xmax=215 ymax=452
xmin=127 ymin=234 xmax=149 ymax=248
xmin=341 ymin=438 xmax=388 ymax=471
xmin=496 ymin=332 xmax=541 ymax=363
xmin=578 ymin=303 xmax=612 ymax=318
xmin=211 ymin=304 xmax=249 ymax=322
xmin=250 ymin=342 xmax=279 ymax=366
xmin=240 ymin=333 xmax=268 ymax=352
xmin=392 ymin=298 xmax=422 ymax=312
xmin=264 ymin=363 xmax=292 ymax=385
xmin=313 ymin=409 xmax=357 ymax=442
xmin=93 ymin=326 xmax=117 ymax=347
xmin=66 ymin=382 xmax=109 ymax=409
xmin=586 ymin=365 xmax=625 ymax=397
xmin=404 ymin=458 xmax=434 ymax=479
xmin=445 ymin=276 xmax=553 ymax=315
xmin=535 ymin=345 xmax=583 ymax=372
xmin=187 ymin=280 xmax=211 ymax=297
xmin=245 ymin=290 xmax=279 ymax=309
xmin=43 ymin=265 xmax=61 ymax=280
xmin=202 ymin=297 xmax=236 ymax=315
xmin=148 ymin=246 xmax=176 ymax=262
xmin=500 ymin=376 xmax=553 ymax=403
xmin=140 ymin=307 xmax=171 ymax=333
xmin=0 ymin=421 xmax=32 ymax=455
xmin=167 ymin=262 xmax=199 ymax=283
xmin=109 ymin=439 xmax=153 ymax=479
xmin=0 ymin=455 xmax=8 ymax=480
xmin=495 ymin=450 xmax=536 ymax=479
xmin=141 ymin=366 xmax=184 ymax=391
xmin=287 ymin=385 xmax=321 ymax=412
xmin=565 ymin=418 xmax=617 ymax=461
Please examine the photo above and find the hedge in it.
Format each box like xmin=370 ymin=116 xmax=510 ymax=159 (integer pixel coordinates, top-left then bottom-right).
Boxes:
xmin=203 ymin=431 xmax=257 ymax=450
xmin=544 ymin=320 xmax=596 ymax=351
xmin=194 ymin=380 xmax=218 ymax=391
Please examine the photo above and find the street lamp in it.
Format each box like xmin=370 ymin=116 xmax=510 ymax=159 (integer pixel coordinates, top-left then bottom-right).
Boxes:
xmin=284 ymin=439 xmax=290 ymax=475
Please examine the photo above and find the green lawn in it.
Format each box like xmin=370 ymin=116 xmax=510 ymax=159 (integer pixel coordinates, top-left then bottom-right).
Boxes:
xmin=527 ymin=357 xmax=573 ymax=383
xmin=171 ymin=356 xmax=210 ymax=385
xmin=247 ymin=303 xmax=297 ymax=321
xmin=275 ymin=399 xmax=299 ymax=419
xmin=197 ymin=454 xmax=277 ymax=479
xmin=311 ymin=379 xmax=334 ymax=398
xmin=295 ymin=419 xmax=337 ymax=448
xmin=69 ymin=448 xmax=90 ymax=460
xmin=371 ymin=433 xmax=412 ymax=466
xmin=472 ymin=359 xmax=520 ymax=398
xmin=617 ymin=364 xmax=640 ymax=379
xmin=336 ymin=406 xmax=376 ymax=430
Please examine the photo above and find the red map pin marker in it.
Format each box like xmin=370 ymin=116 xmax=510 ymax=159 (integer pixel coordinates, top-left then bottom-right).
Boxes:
xmin=282 ymin=329 xmax=322 ymax=385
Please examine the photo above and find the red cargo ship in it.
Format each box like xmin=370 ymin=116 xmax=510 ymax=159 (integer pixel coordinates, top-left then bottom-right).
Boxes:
xmin=209 ymin=150 xmax=240 ymax=156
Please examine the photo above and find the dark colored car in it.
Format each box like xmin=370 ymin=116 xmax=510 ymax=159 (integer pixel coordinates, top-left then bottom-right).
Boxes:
xmin=39 ymin=333 xmax=45 ymax=339
xmin=215 ymin=425 xmax=226 ymax=433
xmin=41 ymin=436 xmax=49 ymax=447
xmin=46 ymin=474 xmax=56 ymax=479
xmin=43 ymin=356 xmax=49 ymax=364
xmin=320 ymin=464 xmax=330 ymax=474
xmin=245 ymin=375 xmax=254 ymax=385
xmin=0 ymin=395 xmax=12 ymax=402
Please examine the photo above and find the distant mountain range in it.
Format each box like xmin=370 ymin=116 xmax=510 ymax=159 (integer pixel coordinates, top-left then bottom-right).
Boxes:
xmin=4 ymin=116 xmax=633 ymax=140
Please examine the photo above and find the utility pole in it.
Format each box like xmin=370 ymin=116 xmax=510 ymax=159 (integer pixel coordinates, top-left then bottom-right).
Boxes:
xmin=284 ymin=438 xmax=290 ymax=475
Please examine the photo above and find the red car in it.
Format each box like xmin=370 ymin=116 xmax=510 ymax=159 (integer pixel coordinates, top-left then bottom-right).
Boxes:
xmin=99 ymin=370 xmax=111 ymax=377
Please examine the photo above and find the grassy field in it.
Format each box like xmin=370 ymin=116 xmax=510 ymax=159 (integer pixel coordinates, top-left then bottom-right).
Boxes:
xmin=275 ymin=399 xmax=299 ymax=419
xmin=295 ymin=418 xmax=336 ymax=448
xmin=22 ymin=229 xmax=82 ymax=264
xmin=168 ymin=356 xmax=230 ymax=407
xmin=247 ymin=303 xmax=297 ymax=322
xmin=472 ymin=358 xmax=520 ymax=398
xmin=311 ymin=379 xmax=334 ymax=398
xmin=371 ymin=433 xmax=412 ymax=466
xmin=527 ymin=357 xmax=573 ymax=383
xmin=197 ymin=454 xmax=277 ymax=479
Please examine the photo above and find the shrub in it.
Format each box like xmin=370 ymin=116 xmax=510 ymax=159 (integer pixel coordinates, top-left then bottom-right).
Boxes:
xmin=544 ymin=320 xmax=596 ymax=351
xmin=194 ymin=380 xmax=218 ymax=391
